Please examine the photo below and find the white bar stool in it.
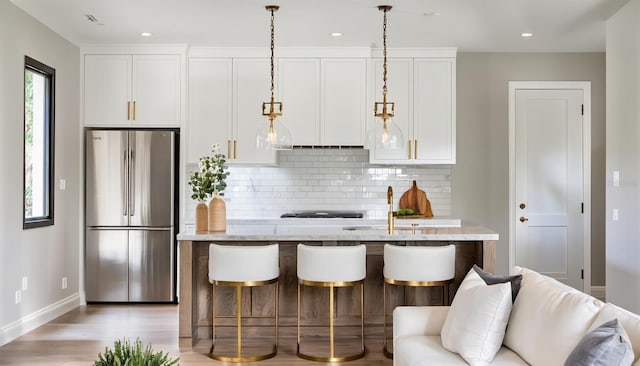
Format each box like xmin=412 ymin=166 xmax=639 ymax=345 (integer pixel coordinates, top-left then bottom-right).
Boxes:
xmin=383 ymin=244 xmax=456 ymax=358
xmin=296 ymin=244 xmax=367 ymax=362
xmin=208 ymin=243 xmax=279 ymax=362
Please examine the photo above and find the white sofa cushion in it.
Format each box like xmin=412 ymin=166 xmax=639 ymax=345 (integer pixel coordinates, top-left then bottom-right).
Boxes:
xmin=589 ymin=303 xmax=640 ymax=365
xmin=442 ymin=269 xmax=513 ymax=366
xmin=504 ymin=267 xmax=603 ymax=365
xmin=395 ymin=336 xmax=529 ymax=366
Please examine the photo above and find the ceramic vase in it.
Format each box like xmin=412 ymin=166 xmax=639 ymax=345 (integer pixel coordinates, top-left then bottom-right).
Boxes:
xmin=208 ymin=196 xmax=226 ymax=232
xmin=195 ymin=202 xmax=208 ymax=233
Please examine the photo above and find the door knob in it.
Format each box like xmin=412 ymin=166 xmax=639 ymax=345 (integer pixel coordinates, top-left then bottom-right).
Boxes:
xmin=519 ymin=203 xmax=526 ymax=209
xmin=520 ymin=217 xmax=528 ymax=222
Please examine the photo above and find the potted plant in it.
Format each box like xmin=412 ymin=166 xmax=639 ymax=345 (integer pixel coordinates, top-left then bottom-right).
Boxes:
xmin=93 ymin=337 xmax=179 ymax=366
xmin=188 ymin=144 xmax=230 ymax=232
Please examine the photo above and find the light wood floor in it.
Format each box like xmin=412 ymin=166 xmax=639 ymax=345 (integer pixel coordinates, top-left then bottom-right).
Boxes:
xmin=0 ymin=305 xmax=393 ymax=365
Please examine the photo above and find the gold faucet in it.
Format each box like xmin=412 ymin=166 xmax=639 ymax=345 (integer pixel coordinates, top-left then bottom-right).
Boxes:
xmin=387 ymin=186 xmax=394 ymax=234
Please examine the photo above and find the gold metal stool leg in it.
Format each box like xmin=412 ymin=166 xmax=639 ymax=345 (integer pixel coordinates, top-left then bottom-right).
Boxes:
xmin=383 ymin=281 xmax=393 ymax=359
xmin=209 ymin=280 xmax=278 ymax=363
xmin=297 ymin=280 xmax=366 ymax=362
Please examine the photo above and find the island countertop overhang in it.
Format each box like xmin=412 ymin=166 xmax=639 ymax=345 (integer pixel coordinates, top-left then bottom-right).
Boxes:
xmin=177 ymin=222 xmax=499 ymax=242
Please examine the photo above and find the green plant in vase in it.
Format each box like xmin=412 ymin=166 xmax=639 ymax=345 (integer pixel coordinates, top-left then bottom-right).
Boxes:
xmin=188 ymin=144 xmax=230 ymax=232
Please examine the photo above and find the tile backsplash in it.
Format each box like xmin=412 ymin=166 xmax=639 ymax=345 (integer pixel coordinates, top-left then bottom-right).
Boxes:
xmin=185 ymin=148 xmax=451 ymax=221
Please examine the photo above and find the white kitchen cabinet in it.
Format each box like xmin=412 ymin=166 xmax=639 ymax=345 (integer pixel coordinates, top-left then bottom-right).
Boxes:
xmin=277 ymin=58 xmax=366 ymax=146
xmin=187 ymin=58 xmax=232 ymax=163
xmin=187 ymin=57 xmax=276 ymax=165
xmin=369 ymin=57 xmax=456 ymax=164
xmin=84 ymin=54 xmax=181 ymax=127
xmin=413 ymin=58 xmax=456 ymax=163
xmin=321 ymin=59 xmax=367 ymax=146
xmin=369 ymin=58 xmax=414 ymax=162
xmin=278 ymin=58 xmax=320 ymax=146
xmin=232 ymin=58 xmax=277 ymax=165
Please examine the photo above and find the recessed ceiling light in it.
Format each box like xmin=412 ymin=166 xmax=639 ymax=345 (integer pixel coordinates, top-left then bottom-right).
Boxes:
xmin=423 ymin=12 xmax=441 ymax=17
xmin=140 ymin=32 xmax=153 ymax=37
xmin=331 ymin=32 xmax=343 ymax=37
xmin=521 ymin=33 xmax=533 ymax=37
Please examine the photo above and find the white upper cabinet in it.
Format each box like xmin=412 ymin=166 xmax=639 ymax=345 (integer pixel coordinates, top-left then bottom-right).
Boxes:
xmin=187 ymin=58 xmax=232 ymax=163
xmin=321 ymin=59 xmax=367 ymax=146
xmin=277 ymin=58 xmax=366 ymax=146
xmin=232 ymin=58 xmax=277 ymax=165
xmin=278 ymin=58 xmax=321 ymax=146
xmin=413 ymin=58 xmax=456 ymax=163
xmin=368 ymin=56 xmax=456 ymax=164
xmin=187 ymin=57 xmax=277 ymax=165
xmin=369 ymin=58 xmax=413 ymax=162
xmin=84 ymin=54 xmax=181 ymax=127
xmin=84 ymin=55 xmax=131 ymax=125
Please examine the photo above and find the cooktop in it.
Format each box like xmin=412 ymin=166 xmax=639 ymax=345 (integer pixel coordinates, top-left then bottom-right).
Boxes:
xmin=280 ymin=211 xmax=364 ymax=219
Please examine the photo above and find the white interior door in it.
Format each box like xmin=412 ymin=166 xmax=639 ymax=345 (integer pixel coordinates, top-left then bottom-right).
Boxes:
xmin=513 ymin=88 xmax=585 ymax=290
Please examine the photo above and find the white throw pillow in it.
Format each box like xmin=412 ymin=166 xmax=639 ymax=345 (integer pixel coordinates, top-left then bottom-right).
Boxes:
xmin=504 ymin=268 xmax=603 ymax=365
xmin=441 ymin=269 xmax=513 ymax=366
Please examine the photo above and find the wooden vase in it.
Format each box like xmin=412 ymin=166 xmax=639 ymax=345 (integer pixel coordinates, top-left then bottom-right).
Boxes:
xmin=195 ymin=202 xmax=208 ymax=233
xmin=208 ymin=196 xmax=226 ymax=232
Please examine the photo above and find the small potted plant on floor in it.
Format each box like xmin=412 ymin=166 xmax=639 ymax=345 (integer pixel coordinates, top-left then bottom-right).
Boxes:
xmin=93 ymin=337 xmax=179 ymax=366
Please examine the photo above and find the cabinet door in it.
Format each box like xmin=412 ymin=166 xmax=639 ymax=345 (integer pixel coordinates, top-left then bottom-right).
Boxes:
xmin=233 ymin=58 xmax=277 ymax=165
xmin=413 ymin=58 xmax=456 ymax=164
xmin=369 ymin=58 xmax=414 ymax=162
xmin=187 ymin=58 xmax=233 ymax=163
xmin=132 ymin=55 xmax=181 ymax=126
xmin=84 ymin=55 xmax=131 ymax=126
xmin=321 ymin=59 xmax=367 ymax=146
xmin=279 ymin=58 xmax=320 ymax=146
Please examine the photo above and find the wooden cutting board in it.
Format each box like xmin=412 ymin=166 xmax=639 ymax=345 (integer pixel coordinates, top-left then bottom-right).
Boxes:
xmin=398 ymin=180 xmax=433 ymax=217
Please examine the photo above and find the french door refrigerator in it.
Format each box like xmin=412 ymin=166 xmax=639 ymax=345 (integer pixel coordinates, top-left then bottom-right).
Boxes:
xmin=85 ymin=129 xmax=177 ymax=302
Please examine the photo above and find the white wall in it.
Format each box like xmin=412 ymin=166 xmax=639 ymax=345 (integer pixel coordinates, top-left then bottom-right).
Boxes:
xmin=606 ymin=0 xmax=640 ymax=313
xmin=453 ymin=53 xmax=606 ymax=282
xmin=0 ymin=0 xmax=81 ymax=345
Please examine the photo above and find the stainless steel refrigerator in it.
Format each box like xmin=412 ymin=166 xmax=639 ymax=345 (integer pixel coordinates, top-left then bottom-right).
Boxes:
xmin=85 ymin=129 xmax=177 ymax=302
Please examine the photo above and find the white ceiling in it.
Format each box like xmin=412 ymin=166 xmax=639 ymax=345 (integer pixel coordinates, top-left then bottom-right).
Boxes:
xmin=10 ymin=0 xmax=630 ymax=52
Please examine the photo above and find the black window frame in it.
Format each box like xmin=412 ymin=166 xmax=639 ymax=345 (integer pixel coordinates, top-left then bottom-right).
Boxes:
xmin=23 ymin=56 xmax=55 ymax=229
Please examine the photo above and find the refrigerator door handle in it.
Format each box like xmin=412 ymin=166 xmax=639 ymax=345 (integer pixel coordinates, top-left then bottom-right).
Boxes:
xmin=123 ymin=148 xmax=128 ymax=217
xmin=129 ymin=149 xmax=135 ymax=216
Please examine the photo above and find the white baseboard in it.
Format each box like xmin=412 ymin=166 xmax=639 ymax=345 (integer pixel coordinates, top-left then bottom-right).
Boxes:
xmin=0 ymin=293 xmax=81 ymax=347
xmin=592 ymin=286 xmax=606 ymax=302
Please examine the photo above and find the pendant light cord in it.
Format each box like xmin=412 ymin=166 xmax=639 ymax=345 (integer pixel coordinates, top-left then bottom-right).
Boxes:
xmin=270 ymin=7 xmax=275 ymax=101
xmin=382 ymin=7 xmax=388 ymax=104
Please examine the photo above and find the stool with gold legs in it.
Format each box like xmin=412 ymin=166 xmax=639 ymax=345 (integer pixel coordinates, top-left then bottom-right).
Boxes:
xmin=208 ymin=243 xmax=279 ymax=363
xmin=383 ymin=244 xmax=456 ymax=358
xmin=296 ymin=244 xmax=367 ymax=362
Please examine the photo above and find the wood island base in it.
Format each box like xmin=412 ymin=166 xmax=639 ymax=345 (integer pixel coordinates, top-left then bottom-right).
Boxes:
xmin=178 ymin=239 xmax=496 ymax=349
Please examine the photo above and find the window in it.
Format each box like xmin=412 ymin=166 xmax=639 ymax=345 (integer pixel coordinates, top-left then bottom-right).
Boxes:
xmin=23 ymin=56 xmax=55 ymax=229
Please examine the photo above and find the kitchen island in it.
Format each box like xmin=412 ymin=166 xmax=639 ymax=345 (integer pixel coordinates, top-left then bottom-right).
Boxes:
xmin=176 ymin=222 xmax=498 ymax=348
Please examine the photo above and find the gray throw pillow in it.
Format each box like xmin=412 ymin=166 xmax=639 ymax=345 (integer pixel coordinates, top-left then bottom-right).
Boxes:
xmin=472 ymin=265 xmax=522 ymax=302
xmin=564 ymin=318 xmax=634 ymax=366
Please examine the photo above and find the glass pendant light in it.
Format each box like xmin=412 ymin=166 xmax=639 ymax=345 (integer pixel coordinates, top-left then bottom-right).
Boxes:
xmin=256 ymin=5 xmax=292 ymax=151
xmin=368 ymin=5 xmax=403 ymax=150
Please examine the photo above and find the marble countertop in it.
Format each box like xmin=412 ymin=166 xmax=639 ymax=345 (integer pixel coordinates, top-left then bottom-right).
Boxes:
xmin=177 ymin=219 xmax=498 ymax=242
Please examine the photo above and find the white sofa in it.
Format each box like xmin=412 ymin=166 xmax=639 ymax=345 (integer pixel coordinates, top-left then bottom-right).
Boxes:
xmin=393 ymin=266 xmax=640 ymax=366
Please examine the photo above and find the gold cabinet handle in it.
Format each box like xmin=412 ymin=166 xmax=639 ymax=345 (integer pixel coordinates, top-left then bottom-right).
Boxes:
xmin=233 ymin=140 xmax=237 ymax=159
xmin=227 ymin=140 xmax=232 ymax=159
xmin=414 ymin=139 xmax=418 ymax=159
xmin=408 ymin=140 xmax=412 ymax=159
xmin=520 ymin=217 xmax=529 ymax=222
xmin=132 ymin=101 xmax=136 ymax=120
xmin=127 ymin=101 xmax=131 ymax=120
